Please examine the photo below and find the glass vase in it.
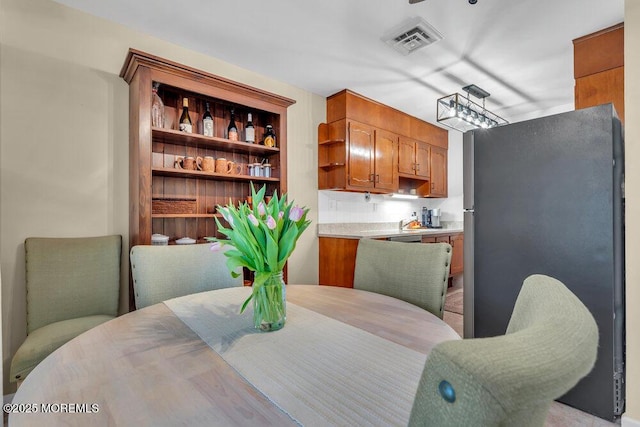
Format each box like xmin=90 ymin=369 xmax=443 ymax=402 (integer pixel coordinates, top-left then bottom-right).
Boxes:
xmin=253 ymin=272 xmax=286 ymax=332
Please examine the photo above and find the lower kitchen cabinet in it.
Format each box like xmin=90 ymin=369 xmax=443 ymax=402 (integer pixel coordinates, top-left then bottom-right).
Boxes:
xmin=319 ymin=237 xmax=359 ymax=287
xmin=320 ymin=233 xmax=463 ymax=288
xmin=421 ymin=233 xmax=463 ymax=276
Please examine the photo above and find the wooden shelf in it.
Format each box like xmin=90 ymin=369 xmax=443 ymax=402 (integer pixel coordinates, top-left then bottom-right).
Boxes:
xmin=152 ymin=213 xmax=221 ymax=219
xmin=398 ymin=172 xmax=428 ymax=181
xmin=318 ymin=139 xmax=345 ymax=145
xmin=122 ymin=49 xmax=294 ymax=310
xmin=319 ymin=162 xmax=346 ymax=169
xmin=152 ymin=127 xmax=280 ymax=156
xmin=152 ymin=167 xmax=280 ymax=182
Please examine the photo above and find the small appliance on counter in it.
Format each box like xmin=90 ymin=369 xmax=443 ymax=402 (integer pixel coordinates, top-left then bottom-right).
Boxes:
xmin=421 ymin=207 xmax=442 ymax=228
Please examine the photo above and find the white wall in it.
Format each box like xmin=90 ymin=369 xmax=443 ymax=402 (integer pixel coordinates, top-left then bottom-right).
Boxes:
xmin=0 ymin=0 xmax=323 ymax=393
xmin=318 ymin=131 xmax=464 ymax=224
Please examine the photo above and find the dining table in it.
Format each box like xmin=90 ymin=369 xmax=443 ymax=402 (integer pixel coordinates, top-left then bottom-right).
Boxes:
xmin=8 ymin=285 xmax=460 ymax=426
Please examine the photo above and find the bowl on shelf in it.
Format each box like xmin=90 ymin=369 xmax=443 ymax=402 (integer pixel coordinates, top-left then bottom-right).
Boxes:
xmin=151 ymin=234 xmax=169 ymax=246
xmin=175 ymin=237 xmax=196 ymax=245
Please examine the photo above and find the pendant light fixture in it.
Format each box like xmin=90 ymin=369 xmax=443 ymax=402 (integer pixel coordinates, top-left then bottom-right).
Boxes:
xmin=437 ymin=84 xmax=508 ymax=132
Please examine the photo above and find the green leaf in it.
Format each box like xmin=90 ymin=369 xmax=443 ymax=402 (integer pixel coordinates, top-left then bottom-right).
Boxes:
xmin=240 ymin=294 xmax=253 ymax=313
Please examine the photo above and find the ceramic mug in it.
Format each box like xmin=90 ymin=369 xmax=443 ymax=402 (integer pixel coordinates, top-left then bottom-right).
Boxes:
xmin=215 ymin=158 xmax=233 ymax=174
xmin=199 ymin=156 xmax=215 ymax=172
xmin=228 ymin=161 xmax=240 ymax=175
xmin=174 ymin=156 xmax=197 ymax=170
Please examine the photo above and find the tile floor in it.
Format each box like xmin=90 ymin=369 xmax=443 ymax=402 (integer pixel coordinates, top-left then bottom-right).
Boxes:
xmin=442 ymin=279 xmax=620 ymax=426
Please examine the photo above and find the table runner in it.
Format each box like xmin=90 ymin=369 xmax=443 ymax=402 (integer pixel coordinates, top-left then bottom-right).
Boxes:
xmin=165 ymin=287 xmax=428 ymax=426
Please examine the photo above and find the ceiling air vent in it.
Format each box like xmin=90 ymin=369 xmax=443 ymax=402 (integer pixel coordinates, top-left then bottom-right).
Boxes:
xmin=383 ymin=17 xmax=443 ymax=55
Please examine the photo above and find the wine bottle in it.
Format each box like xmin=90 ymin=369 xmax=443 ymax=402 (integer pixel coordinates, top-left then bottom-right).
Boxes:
xmin=227 ymin=109 xmax=238 ymax=141
xmin=245 ymin=113 xmax=255 ymax=143
xmin=151 ymin=82 xmax=165 ymax=128
xmin=263 ymin=124 xmax=276 ymax=147
xmin=179 ymin=98 xmax=193 ymax=133
xmin=202 ymin=102 xmax=213 ymax=137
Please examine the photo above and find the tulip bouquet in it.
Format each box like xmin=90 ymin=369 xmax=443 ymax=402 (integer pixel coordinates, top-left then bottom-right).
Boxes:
xmin=210 ymin=183 xmax=310 ymax=331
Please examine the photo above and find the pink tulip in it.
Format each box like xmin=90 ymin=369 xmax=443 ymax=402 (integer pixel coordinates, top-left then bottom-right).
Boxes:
xmin=278 ymin=211 xmax=284 ymax=220
xmin=258 ymin=202 xmax=266 ymax=216
xmin=289 ymin=206 xmax=304 ymax=221
xmin=220 ymin=208 xmax=234 ymax=227
xmin=266 ymin=215 xmax=277 ymax=230
xmin=248 ymin=213 xmax=259 ymax=227
xmin=210 ymin=241 xmax=221 ymax=252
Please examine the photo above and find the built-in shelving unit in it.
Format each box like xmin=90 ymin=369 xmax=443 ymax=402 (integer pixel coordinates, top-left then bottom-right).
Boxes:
xmin=120 ymin=49 xmax=295 ymax=309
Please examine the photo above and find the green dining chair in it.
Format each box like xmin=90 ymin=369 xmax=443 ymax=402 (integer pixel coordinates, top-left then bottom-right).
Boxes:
xmin=409 ymin=274 xmax=599 ymax=427
xmin=353 ymin=239 xmax=452 ymax=319
xmin=130 ymin=243 xmax=243 ymax=309
xmin=10 ymin=235 xmax=122 ymax=384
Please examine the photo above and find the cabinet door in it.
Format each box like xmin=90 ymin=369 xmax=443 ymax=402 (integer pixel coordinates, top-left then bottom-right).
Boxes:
xmin=319 ymin=237 xmax=359 ymax=287
xmin=348 ymin=121 xmax=375 ymax=189
xmin=374 ymin=129 xmax=398 ymax=192
xmin=430 ymin=146 xmax=448 ymax=197
xmin=415 ymin=141 xmax=431 ymax=179
xmin=398 ymin=137 xmax=416 ymax=175
xmin=450 ymin=234 xmax=464 ymax=276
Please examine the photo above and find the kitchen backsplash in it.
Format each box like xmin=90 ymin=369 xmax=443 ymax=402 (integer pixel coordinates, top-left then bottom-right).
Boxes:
xmin=318 ymin=190 xmax=463 ymax=223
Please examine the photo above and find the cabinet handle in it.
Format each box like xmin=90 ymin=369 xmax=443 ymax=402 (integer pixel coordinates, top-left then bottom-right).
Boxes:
xmin=370 ymin=173 xmax=375 ymax=183
xmin=431 ymin=183 xmax=435 ymax=190
xmin=415 ymin=163 xmax=420 ymax=171
xmin=376 ymin=174 xmax=380 ymax=183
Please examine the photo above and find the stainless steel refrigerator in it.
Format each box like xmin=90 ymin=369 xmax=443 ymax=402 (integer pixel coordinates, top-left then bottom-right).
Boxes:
xmin=462 ymin=104 xmax=625 ymax=420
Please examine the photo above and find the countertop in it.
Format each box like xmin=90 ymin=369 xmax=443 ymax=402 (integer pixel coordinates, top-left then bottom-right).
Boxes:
xmin=318 ymin=221 xmax=464 ymax=240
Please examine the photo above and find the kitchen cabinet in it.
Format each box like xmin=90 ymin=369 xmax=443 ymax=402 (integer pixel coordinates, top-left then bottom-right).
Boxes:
xmin=121 ymin=49 xmax=294 ymax=308
xmin=319 ymin=89 xmax=448 ymax=197
xmin=319 ymin=237 xmax=359 ymax=287
xmin=429 ymin=146 xmax=448 ymax=198
xmin=318 ymin=120 xmax=398 ymax=193
xmin=573 ymin=23 xmax=624 ymax=124
xmin=422 ymin=232 xmax=462 ymax=276
xmin=398 ymin=137 xmax=430 ymax=179
xmin=320 ymin=232 xmax=463 ymax=288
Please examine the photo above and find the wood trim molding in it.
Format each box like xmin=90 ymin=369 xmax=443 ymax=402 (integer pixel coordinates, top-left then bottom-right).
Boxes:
xmin=120 ymin=49 xmax=296 ymax=108
xmin=573 ymin=23 xmax=624 ymax=79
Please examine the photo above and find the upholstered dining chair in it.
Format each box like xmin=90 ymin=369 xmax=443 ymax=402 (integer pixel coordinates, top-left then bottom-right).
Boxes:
xmin=10 ymin=235 xmax=122 ymax=384
xmin=353 ymin=239 xmax=452 ymax=318
xmin=409 ymin=274 xmax=599 ymax=427
xmin=130 ymin=243 xmax=243 ymax=309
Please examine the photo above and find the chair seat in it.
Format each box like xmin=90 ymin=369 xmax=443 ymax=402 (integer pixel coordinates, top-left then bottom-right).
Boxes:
xmin=10 ymin=314 xmax=114 ymax=381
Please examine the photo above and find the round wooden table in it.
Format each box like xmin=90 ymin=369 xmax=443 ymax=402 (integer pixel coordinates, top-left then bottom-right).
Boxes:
xmin=9 ymin=285 xmax=459 ymax=426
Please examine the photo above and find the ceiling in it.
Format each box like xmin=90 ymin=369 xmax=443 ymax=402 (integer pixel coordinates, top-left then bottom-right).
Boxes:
xmin=53 ymin=0 xmax=624 ymax=127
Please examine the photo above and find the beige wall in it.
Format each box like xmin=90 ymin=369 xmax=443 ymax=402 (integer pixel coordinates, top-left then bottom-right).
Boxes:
xmin=0 ymin=0 xmax=323 ymax=392
xmin=624 ymin=1 xmax=640 ymax=423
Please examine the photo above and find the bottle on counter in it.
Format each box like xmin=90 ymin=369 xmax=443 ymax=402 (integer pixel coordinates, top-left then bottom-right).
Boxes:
xmin=245 ymin=113 xmax=255 ymax=143
xmin=202 ymin=102 xmax=214 ymax=137
xmin=263 ymin=124 xmax=276 ymax=147
xmin=179 ymin=98 xmax=193 ymax=133
xmin=151 ymin=82 xmax=165 ymax=128
xmin=227 ymin=109 xmax=238 ymax=141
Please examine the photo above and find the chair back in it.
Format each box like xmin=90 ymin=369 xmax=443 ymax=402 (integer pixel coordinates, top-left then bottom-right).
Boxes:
xmin=25 ymin=235 xmax=122 ymax=333
xmin=353 ymin=239 xmax=451 ymax=318
xmin=130 ymin=244 xmax=243 ymax=309
xmin=409 ymin=274 xmax=599 ymax=427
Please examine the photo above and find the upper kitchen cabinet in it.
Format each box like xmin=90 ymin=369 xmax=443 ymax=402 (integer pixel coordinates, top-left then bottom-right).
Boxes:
xmin=319 ymin=89 xmax=448 ymax=197
xmin=573 ymin=23 xmax=624 ymax=124
xmin=318 ymin=120 xmax=398 ymax=193
xmin=429 ymin=145 xmax=447 ymax=198
xmin=398 ymin=137 xmax=430 ymax=179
